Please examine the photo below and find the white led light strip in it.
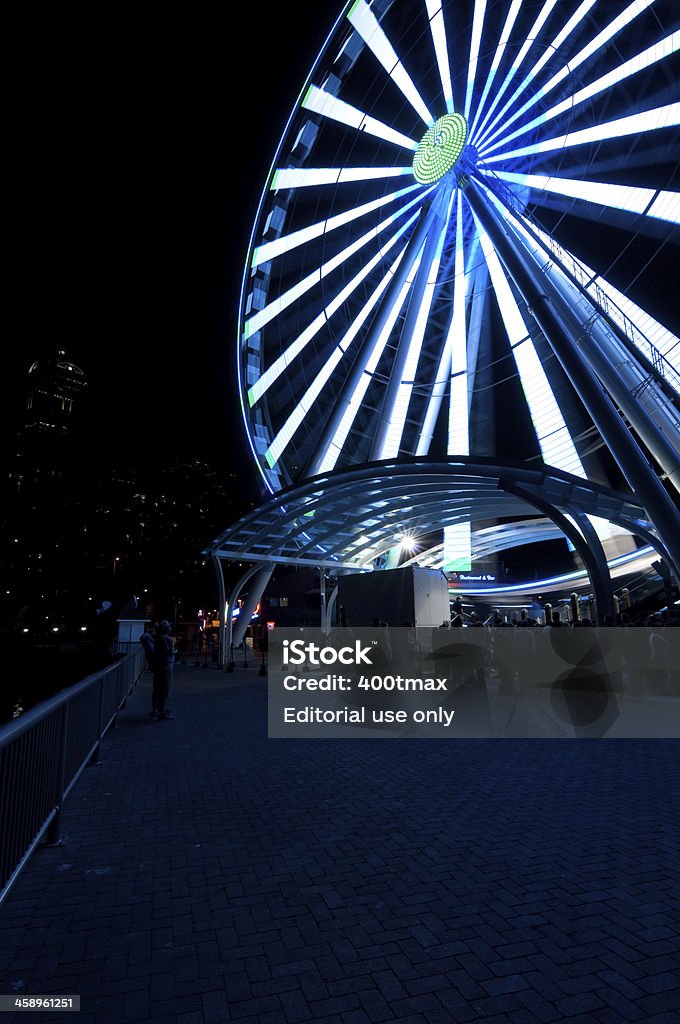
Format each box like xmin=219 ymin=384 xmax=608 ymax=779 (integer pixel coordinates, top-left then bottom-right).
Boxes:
xmin=480 ymin=0 xmax=654 ymax=152
xmin=265 ymin=250 xmax=406 ymax=468
xmin=448 ymin=191 xmax=469 ymax=457
xmin=486 ymin=170 xmax=678 ymax=224
xmin=474 ymin=0 xmax=597 ymax=150
xmin=474 ymin=220 xmax=586 ymax=478
xmin=464 ymin=0 xmax=488 ymax=121
xmin=471 ymin=0 xmax=560 ymax=145
xmin=248 ymin=211 xmax=419 ymax=408
xmin=270 ymin=166 xmax=413 ymax=190
xmin=319 ymin=273 xmax=418 ymax=474
xmin=252 ymin=181 xmax=423 ymax=268
xmin=347 ymin=0 xmax=433 ymax=126
xmin=467 ymin=0 xmax=523 ymax=140
xmin=302 ymin=84 xmax=418 ymax=152
xmin=481 ymin=32 xmax=680 ymax=156
xmin=245 ymin=185 xmax=431 ymax=348
xmin=483 ymin=103 xmax=680 ymax=164
xmin=425 ymin=0 xmax=454 ymax=114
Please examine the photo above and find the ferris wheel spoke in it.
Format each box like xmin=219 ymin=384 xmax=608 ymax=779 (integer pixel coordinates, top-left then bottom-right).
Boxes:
xmin=473 ymin=0 xmax=598 ymax=151
xmin=416 ymin=338 xmax=452 ymax=457
xmin=425 ymin=0 xmax=454 ymax=114
xmin=483 ymin=168 xmax=678 ymax=225
xmin=479 ymin=0 xmax=655 ymax=153
xmin=467 ymin=0 xmax=523 ymax=141
xmin=247 ymin=211 xmax=419 ymax=406
xmin=646 ymin=192 xmax=680 ymax=224
xmin=472 ymin=213 xmax=587 ymax=477
xmin=309 ymin=197 xmax=454 ymax=474
xmin=416 ymin=194 xmax=467 ymax=457
xmin=316 ymin=270 xmax=416 ymax=475
xmin=373 ymin=193 xmax=455 ymax=460
xmin=480 ymin=31 xmax=680 ymax=158
xmin=264 ymin=250 xmax=403 ymax=471
xmin=471 ymin=0 xmax=560 ymax=146
xmin=464 ymin=0 xmax=488 ymax=121
xmin=447 ymin=191 xmax=469 ymax=457
xmin=302 ymin=84 xmax=418 ymax=151
xmin=252 ymin=180 xmax=424 ymax=269
xmin=347 ymin=0 xmax=434 ymax=126
xmin=482 ymin=103 xmax=680 ymax=164
xmin=245 ymin=184 xmax=429 ymax=343
xmin=270 ymin=166 xmax=414 ymax=190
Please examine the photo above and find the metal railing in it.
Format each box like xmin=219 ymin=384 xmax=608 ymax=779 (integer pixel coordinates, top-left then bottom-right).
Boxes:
xmin=0 ymin=648 xmax=145 ymax=908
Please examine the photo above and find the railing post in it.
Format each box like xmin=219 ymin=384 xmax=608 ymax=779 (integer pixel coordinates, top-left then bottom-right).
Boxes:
xmin=120 ymin=663 xmax=129 ymax=708
xmin=46 ymin=704 xmax=69 ymax=846
xmin=90 ymin=673 xmax=105 ymax=765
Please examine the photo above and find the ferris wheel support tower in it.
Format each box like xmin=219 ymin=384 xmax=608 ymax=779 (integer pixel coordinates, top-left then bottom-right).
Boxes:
xmin=464 ymin=174 xmax=680 ymax=580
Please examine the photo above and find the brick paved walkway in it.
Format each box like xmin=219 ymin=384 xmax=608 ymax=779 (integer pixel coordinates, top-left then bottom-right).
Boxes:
xmin=1 ymin=663 xmax=679 ymax=1023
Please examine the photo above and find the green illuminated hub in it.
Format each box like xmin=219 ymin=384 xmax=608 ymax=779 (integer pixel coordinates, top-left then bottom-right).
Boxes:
xmin=413 ymin=113 xmax=468 ymax=184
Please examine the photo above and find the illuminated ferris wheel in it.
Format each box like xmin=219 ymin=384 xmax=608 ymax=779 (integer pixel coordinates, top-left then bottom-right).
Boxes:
xmin=236 ymin=0 xmax=680 ymax=578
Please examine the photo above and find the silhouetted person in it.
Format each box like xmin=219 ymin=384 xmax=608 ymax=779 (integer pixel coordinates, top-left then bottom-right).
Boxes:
xmin=151 ymin=620 xmax=176 ymax=720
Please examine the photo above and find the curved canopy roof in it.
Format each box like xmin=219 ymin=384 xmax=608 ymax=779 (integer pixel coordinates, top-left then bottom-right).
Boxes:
xmin=204 ymin=457 xmax=655 ymax=574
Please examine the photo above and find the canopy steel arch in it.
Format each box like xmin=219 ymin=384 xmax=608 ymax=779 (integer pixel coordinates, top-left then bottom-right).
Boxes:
xmin=203 ymin=459 xmax=664 ymax=603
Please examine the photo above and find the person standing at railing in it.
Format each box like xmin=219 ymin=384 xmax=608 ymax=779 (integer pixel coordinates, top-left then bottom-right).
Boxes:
xmin=151 ymin=620 xmax=176 ymax=720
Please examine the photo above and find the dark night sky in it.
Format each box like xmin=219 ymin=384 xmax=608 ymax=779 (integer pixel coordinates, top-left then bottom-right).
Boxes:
xmin=4 ymin=4 xmax=336 ymax=483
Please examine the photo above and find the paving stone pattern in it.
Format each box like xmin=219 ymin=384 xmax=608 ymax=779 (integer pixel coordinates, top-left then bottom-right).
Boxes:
xmin=0 ymin=665 xmax=679 ymax=1023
